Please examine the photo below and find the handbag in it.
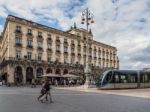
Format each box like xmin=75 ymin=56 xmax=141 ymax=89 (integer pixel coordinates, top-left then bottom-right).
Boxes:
xmin=41 ymin=88 xmax=46 ymax=94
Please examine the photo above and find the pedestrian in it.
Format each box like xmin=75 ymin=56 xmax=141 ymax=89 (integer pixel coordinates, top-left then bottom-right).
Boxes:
xmin=44 ymin=80 xmax=53 ymax=103
xmin=37 ymin=80 xmax=53 ymax=103
xmin=55 ymin=80 xmax=58 ymax=87
xmin=37 ymin=81 xmax=46 ymax=102
xmin=31 ymin=79 xmax=36 ymax=88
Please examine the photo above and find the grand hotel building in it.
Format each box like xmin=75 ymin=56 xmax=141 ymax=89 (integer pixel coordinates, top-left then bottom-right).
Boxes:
xmin=0 ymin=15 xmax=119 ymax=85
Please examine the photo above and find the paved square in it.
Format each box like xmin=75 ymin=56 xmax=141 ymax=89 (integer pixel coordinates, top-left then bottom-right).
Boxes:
xmin=0 ymin=86 xmax=150 ymax=112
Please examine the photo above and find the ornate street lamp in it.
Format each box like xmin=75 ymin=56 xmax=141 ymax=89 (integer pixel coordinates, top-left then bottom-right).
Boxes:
xmin=81 ymin=8 xmax=94 ymax=88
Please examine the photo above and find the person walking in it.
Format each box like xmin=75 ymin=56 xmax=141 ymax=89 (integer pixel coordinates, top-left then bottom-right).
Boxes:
xmin=44 ymin=80 xmax=53 ymax=103
xmin=31 ymin=79 xmax=36 ymax=88
xmin=37 ymin=81 xmax=46 ymax=102
xmin=38 ymin=80 xmax=53 ymax=103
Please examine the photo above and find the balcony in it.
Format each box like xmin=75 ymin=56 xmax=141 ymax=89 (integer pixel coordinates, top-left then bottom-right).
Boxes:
xmin=64 ymin=41 xmax=68 ymax=46
xmin=37 ymin=34 xmax=43 ymax=38
xmin=89 ymin=54 xmax=92 ymax=58
xmin=71 ymin=43 xmax=75 ymax=48
xmin=78 ymin=44 xmax=81 ymax=47
xmin=71 ymin=52 xmax=75 ymax=56
xmin=47 ymin=48 xmax=52 ymax=53
xmin=27 ymin=45 xmax=33 ymax=49
xmin=47 ymin=38 xmax=52 ymax=43
xmin=26 ymin=32 xmax=33 ymax=37
xmin=56 ymin=49 xmax=61 ymax=54
xmin=15 ymin=30 xmax=22 ymax=35
xmin=37 ymin=46 xmax=43 ymax=51
xmin=56 ymin=39 xmax=60 ymax=44
xmin=94 ymin=56 xmax=97 ymax=60
xmin=64 ymin=50 xmax=68 ymax=54
xmin=78 ymin=53 xmax=81 ymax=56
xmin=15 ymin=43 xmax=22 ymax=47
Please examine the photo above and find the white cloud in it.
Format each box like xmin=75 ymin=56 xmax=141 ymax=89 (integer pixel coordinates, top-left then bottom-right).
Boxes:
xmin=0 ymin=25 xmax=3 ymax=33
xmin=0 ymin=0 xmax=150 ymax=69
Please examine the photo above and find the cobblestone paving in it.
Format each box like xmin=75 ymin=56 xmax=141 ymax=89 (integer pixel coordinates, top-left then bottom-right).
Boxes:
xmin=0 ymin=86 xmax=150 ymax=112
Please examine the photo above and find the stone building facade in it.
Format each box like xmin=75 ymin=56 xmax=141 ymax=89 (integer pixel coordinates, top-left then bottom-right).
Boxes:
xmin=0 ymin=15 xmax=119 ymax=85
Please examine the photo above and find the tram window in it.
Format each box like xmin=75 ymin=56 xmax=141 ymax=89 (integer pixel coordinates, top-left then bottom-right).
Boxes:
xmin=129 ymin=74 xmax=137 ymax=83
xmin=114 ymin=71 xmax=119 ymax=83
xmin=120 ymin=73 xmax=128 ymax=83
xmin=104 ymin=72 xmax=113 ymax=84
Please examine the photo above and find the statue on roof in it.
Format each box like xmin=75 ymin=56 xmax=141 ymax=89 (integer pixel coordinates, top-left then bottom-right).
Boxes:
xmin=89 ymin=28 xmax=93 ymax=35
xmin=74 ymin=22 xmax=77 ymax=29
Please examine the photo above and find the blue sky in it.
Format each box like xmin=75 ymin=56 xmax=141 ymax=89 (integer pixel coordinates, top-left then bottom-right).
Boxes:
xmin=0 ymin=0 xmax=150 ymax=70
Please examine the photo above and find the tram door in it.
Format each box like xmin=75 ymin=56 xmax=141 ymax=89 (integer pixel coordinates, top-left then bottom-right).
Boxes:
xmin=140 ymin=72 xmax=145 ymax=88
xmin=144 ymin=72 xmax=150 ymax=88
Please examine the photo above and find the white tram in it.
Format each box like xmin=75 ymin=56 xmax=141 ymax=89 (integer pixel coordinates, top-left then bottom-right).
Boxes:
xmin=96 ymin=70 xmax=150 ymax=89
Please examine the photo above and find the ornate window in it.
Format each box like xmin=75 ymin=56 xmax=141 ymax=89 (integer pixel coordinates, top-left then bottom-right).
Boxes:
xmin=64 ymin=54 xmax=67 ymax=64
xmin=48 ymin=34 xmax=51 ymax=39
xmin=71 ymin=56 xmax=74 ymax=64
xmin=15 ymin=36 xmax=22 ymax=44
xmin=47 ymin=53 xmax=51 ymax=62
xmin=27 ymin=38 xmax=33 ymax=47
xmin=71 ymin=48 xmax=74 ymax=53
xmin=64 ymin=47 xmax=67 ymax=52
xmin=38 ymin=53 xmax=42 ymax=61
xmin=27 ymin=29 xmax=32 ymax=34
xmin=56 ymin=45 xmax=60 ymax=51
xmin=38 ymin=41 xmax=42 ymax=48
xmin=38 ymin=31 xmax=42 ymax=36
xmin=16 ymin=25 xmax=21 ymax=31
xmin=16 ymin=50 xmax=21 ymax=59
xmin=47 ymin=43 xmax=51 ymax=49
xmin=27 ymin=52 xmax=32 ymax=60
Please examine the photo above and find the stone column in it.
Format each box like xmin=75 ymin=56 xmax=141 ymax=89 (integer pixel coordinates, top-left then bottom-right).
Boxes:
xmin=7 ymin=65 xmax=15 ymax=85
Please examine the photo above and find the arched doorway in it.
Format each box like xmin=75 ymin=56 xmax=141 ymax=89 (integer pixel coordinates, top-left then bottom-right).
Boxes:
xmin=37 ymin=68 xmax=43 ymax=78
xmin=46 ymin=68 xmax=52 ymax=74
xmin=63 ymin=69 xmax=68 ymax=75
xmin=14 ymin=66 xmax=23 ymax=84
xmin=55 ymin=68 xmax=61 ymax=75
xmin=26 ymin=67 xmax=34 ymax=84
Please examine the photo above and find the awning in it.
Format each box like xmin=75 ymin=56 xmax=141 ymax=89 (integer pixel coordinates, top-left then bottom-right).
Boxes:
xmin=62 ymin=74 xmax=79 ymax=78
xmin=41 ymin=74 xmax=63 ymax=77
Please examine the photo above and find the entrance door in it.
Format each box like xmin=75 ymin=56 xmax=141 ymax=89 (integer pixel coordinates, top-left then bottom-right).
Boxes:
xmin=26 ymin=67 xmax=34 ymax=84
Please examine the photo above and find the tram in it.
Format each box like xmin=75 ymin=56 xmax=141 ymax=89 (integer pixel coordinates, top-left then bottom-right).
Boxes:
xmin=96 ymin=69 xmax=150 ymax=89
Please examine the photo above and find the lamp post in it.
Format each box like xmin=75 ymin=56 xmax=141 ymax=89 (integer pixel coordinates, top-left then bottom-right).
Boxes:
xmin=81 ymin=8 xmax=94 ymax=88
